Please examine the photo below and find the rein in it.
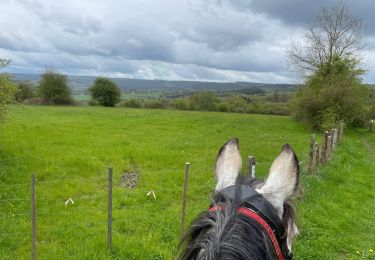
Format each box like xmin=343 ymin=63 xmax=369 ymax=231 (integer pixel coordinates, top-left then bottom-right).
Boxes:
xmin=209 ymin=206 xmax=285 ymax=260
xmin=208 ymin=185 xmax=293 ymax=260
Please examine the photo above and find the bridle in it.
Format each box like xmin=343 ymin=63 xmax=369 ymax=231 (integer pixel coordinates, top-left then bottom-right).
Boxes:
xmin=209 ymin=185 xmax=293 ymax=260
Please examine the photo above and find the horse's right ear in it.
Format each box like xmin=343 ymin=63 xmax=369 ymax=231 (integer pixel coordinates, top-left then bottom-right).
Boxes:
xmin=215 ymin=138 xmax=242 ymax=192
xmin=256 ymin=144 xmax=299 ymax=218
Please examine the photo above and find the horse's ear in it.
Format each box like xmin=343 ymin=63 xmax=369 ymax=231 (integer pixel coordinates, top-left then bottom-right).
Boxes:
xmin=215 ymin=138 xmax=242 ymax=191
xmin=256 ymin=144 xmax=299 ymax=217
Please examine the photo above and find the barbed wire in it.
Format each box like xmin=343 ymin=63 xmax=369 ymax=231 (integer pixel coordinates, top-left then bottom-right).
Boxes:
xmin=38 ymin=221 xmax=106 ymax=233
xmin=0 ymin=212 xmax=30 ymax=219
xmin=0 ymin=231 xmax=30 ymax=237
xmin=36 ymin=178 xmax=104 ymax=185
xmin=0 ymin=182 xmax=29 ymax=187
xmin=0 ymin=221 xmax=106 ymax=238
xmin=0 ymin=198 xmax=29 ymax=202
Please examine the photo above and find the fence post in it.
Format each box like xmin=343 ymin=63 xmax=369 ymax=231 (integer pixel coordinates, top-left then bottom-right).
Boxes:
xmin=247 ymin=156 xmax=256 ymax=178
xmin=320 ymin=131 xmax=329 ymax=164
xmin=108 ymin=167 xmax=113 ymax=251
xmin=308 ymin=134 xmax=317 ymax=171
xmin=338 ymin=121 xmax=344 ymax=143
xmin=31 ymin=173 xmax=36 ymax=260
xmin=369 ymin=120 xmax=374 ymax=132
xmin=180 ymin=162 xmax=190 ymax=241
xmin=331 ymin=129 xmax=338 ymax=150
xmin=326 ymin=134 xmax=332 ymax=161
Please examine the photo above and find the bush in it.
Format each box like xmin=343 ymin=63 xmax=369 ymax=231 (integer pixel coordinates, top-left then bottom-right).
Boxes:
xmin=224 ymin=96 xmax=247 ymax=113
xmin=15 ymin=81 xmax=35 ymax=102
xmin=172 ymin=98 xmax=189 ymax=110
xmin=0 ymin=69 xmax=16 ymax=122
xmin=290 ymin=55 xmax=367 ymax=129
xmin=39 ymin=69 xmax=72 ymax=105
xmin=189 ymin=91 xmax=218 ymax=111
xmin=22 ymin=97 xmax=43 ymax=105
xmin=218 ymin=103 xmax=228 ymax=112
xmin=143 ymin=99 xmax=168 ymax=109
xmin=89 ymin=77 xmax=121 ymax=107
xmin=121 ymin=98 xmax=144 ymax=108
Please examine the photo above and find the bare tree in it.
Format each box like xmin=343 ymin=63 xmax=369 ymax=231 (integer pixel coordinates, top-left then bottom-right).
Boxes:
xmin=288 ymin=0 xmax=365 ymax=77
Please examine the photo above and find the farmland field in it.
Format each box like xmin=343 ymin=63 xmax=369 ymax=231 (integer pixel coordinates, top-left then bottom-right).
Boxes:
xmin=0 ymin=105 xmax=374 ymax=259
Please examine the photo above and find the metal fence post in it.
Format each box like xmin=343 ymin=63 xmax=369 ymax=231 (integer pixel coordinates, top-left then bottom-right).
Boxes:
xmin=108 ymin=167 xmax=113 ymax=251
xmin=180 ymin=162 xmax=190 ymax=241
xmin=31 ymin=173 xmax=36 ymax=260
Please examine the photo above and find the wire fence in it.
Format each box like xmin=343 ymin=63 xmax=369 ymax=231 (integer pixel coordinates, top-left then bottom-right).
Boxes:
xmin=0 ymin=124 xmax=345 ymax=258
xmin=0 ymin=166 xmax=195 ymax=259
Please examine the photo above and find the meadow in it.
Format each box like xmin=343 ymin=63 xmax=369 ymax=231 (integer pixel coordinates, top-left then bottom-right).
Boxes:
xmin=0 ymin=105 xmax=374 ymax=259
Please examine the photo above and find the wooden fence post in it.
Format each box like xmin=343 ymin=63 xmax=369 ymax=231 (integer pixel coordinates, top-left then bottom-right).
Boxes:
xmin=308 ymin=134 xmax=317 ymax=171
xmin=108 ymin=167 xmax=113 ymax=251
xmin=369 ymin=120 xmax=374 ymax=132
xmin=326 ymin=134 xmax=332 ymax=161
xmin=320 ymin=131 xmax=329 ymax=164
xmin=331 ymin=129 xmax=338 ymax=150
xmin=247 ymin=156 xmax=256 ymax=178
xmin=180 ymin=162 xmax=190 ymax=241
xmin=31 ymin=173 xmax=36 ymax=260
xmin=338 ymin=121 xmax=344 ymax=143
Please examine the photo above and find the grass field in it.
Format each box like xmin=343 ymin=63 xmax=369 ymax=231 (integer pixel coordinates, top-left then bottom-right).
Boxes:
xmin=0 ymin=105 xmax=374 ymax=259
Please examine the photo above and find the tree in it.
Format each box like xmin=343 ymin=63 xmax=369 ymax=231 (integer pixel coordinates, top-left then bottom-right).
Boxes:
xmin=89 ymin=77 xmax=121 ymax=107
xmin=15 ymin=81 xmax=35 ymax=102
xmin=291 ymin=55 xmax=367 ymax=129
xmin=288 ymin=0 xmax=365 ymax=77
xmin=189 ymin=91 xmax=218 ymax=111
xmin=0 ymin=59 xmax=16 ymax=122
xmin=288 ymin=0 xmax=367 ymax=129
xmin=39 ymin=69 xmax=72 ymax=105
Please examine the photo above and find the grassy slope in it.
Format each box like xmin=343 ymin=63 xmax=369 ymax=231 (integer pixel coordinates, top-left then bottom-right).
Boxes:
xmin=0 ymin=105 xmax=374 ymax=259
xmin=295 ymin=130 xmax=375 ymax=259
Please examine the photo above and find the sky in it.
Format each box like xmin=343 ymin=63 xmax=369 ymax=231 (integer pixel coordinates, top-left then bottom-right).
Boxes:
xmin=0 ymin=0 xmax=374 ymax=83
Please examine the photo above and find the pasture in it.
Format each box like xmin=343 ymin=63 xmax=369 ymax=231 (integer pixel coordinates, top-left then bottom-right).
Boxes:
xmin=0 ymin=105 xmax=374 ymax=259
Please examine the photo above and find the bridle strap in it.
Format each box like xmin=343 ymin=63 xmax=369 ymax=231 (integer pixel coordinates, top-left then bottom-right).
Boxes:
xmin=209 ymin=206 xmax=284 ymax=260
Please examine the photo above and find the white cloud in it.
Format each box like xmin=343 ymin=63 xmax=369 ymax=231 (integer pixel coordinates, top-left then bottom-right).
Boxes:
xmin=0 ymin=0 xmax=373 ymax=83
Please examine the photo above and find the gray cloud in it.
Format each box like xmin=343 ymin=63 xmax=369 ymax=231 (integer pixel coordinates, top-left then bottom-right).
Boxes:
xmin=0 ymin=0 xmax=374 ymax=83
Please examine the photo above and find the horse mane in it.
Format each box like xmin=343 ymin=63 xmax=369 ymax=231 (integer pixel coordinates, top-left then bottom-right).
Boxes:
xmin=178 ymin=176 xmax=297 ymax=260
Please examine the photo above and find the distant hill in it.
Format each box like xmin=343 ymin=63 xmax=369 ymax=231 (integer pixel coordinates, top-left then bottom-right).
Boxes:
xmin=12 ymin=73 xmax=296 ymax=94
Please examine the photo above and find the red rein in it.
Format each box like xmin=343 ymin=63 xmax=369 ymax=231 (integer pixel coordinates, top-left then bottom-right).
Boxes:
xmin=209 ymin=206 xmax=284 ymax=260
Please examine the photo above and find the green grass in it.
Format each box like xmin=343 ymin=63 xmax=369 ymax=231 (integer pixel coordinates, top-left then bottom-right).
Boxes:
xmin=0 ymin=105 xmax=374 ymax=259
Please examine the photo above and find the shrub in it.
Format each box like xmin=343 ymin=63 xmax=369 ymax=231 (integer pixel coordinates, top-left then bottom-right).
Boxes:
xmin=218 ymin=103 xmax=228 ymax=112
xmin=172 ymin=98 xmax=189 ymax=110
xmin=89 ymin=77 xmax=121 ymax=107
xmin=224 ymin=96 xmax=247 ymax=113
xmin=0 ymin=67 xmax=16 ymax=122
xmin=143 ymin=99 xmax=168 ymax=109
xmin=290 ymin=55 xmax=367 ymax=129
xmin=122 ymin=98 xmax=144 ymax=108
xmin=39 ymin=69 xmax=72 ymax=105
xmin=15 ymin=81 xmax=35 ymax=102
xmin=189 ymin=91 xmax=218 ymax=111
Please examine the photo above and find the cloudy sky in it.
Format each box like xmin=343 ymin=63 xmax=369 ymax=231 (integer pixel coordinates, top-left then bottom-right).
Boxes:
xmin=1 ymin=0 xmax=374 ymax=83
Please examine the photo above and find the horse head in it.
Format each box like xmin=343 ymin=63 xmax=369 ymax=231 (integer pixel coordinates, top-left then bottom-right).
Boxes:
xmin=179 ymin=138 xmax=300 ymax=259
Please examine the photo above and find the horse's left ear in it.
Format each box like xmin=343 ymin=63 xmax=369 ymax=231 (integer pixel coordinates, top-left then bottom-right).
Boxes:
xmin=215 ymin=138 xmax=242 ymax=192
xmin=256 ymin=144 xmax=299 ymax=217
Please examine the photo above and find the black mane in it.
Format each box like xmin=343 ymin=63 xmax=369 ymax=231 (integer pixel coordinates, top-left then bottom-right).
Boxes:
xmin=178 ymin=176 xmax=296 ymax=260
